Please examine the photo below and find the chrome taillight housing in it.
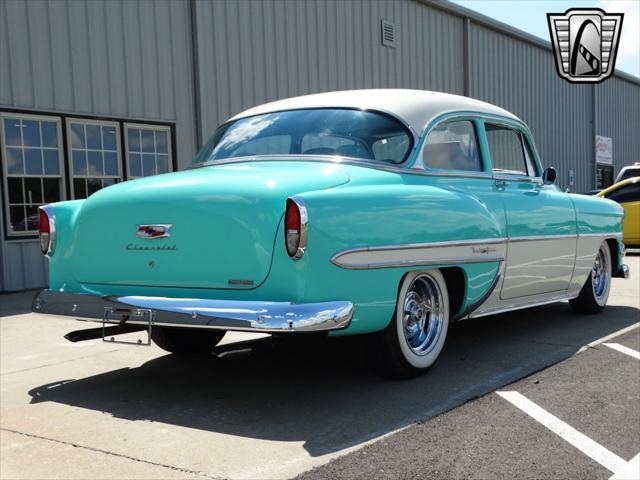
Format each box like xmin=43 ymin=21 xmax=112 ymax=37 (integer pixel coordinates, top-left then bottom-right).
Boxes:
xmin=39 ymin=205 xmax=55 ymax=256
xmin=285 ymin=197 xmax=308 ymax=259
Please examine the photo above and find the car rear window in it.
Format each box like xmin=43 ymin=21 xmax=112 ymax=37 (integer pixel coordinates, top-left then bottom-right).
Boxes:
xmin=192 ymin=109 xmax=413 ymax=166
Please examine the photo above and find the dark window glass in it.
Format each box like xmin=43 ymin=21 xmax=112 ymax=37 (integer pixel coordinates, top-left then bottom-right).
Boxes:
xmin=43 ymin=149 xmax=60 ymax=174
xmin=70 ymin=123 xmax=85 ymax=148
xmin=102 ymin=126 xmax=117 ymax=150
xmin=423 ymin=120 xmax=481 ymax=172
xmin=485 ymin=124 xmax=532 ymax=176
xmin=372 ymin=135 xmax=411 ymax=163
xmin=24 ymin=148 xmax=43 ymax=175
xmin=155 ymin=131 xmax=168 ymax=153
xmin=26 ymin=205 xmax=39 ymax=230
xmin=129 ymin=153 xmax=142 ymax=177
xmin=4 ymin=119 xmax=22 ymax=146
xmin=103 ymin=178 xmax=117 ymax=187
xmin=87 ymin=151 xmax=103 ymax=176
xmin=24 ymin=178 xmax=43 ymax=204
xmin=87 ymin=178 xmax=102 ymax=196
xmin=156 ymin=154 xmax=169 ymax=174
xmin=86 ymin=125 xmax=102 ymax=150
xmin=22 ymin=120 xmax=41 ymax=147
xmin=195 ymin=109 xmax=413 ymax=166
xmin=8 ymin=178 xmax=24 ymax=203
xmin=104 ymin=151 xmax=118 ymax=176
xmin=9 ymin=206 xmax=27 ymax=232
xmin=606 ymin=183 xmax=640 ymax=203
xmin=73 ymin=150 xmax=87 ymax=176
xmin=617 ymin=167 xmax=640 ymax=182
xmin=141 ymin=130 xmax=155 ymax=153
xmin=128 ymin=128 xmax=140 ymax=152
xmin=41 ymin=121 xmax=58 ymax=147
xmin=143 ymin=154 xmax=156 ymax=176
xmin=6 ymin=148 xmax=24 ymax=174
xmin=43 ymin=178 xmax=60 ymax=203
xmin=74 ymin=179 xmax=87 ymax=199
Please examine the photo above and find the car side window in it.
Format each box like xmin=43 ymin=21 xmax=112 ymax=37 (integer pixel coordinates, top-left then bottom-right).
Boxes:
xmin=485 ymin=124 xmax=534 ymax=176
xmin=423 ymin=120 xmax=482 ymax=172
xmin=606 ymin=183 xmax=640 ymax=203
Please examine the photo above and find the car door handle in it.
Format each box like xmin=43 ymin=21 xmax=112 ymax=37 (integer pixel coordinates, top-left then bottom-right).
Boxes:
xmin=495 ymin=179 xmax=507 ymax=189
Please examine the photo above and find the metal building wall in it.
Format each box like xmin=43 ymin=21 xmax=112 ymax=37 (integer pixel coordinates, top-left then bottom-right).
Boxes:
xmin=596 ymin=76 xmax=640 ymax=174
xmin=0 ymin=0 xmax=196 ymax=291
xmin=193 ymin=0 xmax=465 ymax=138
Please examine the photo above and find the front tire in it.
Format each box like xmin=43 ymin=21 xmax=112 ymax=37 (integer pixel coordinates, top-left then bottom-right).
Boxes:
xmin=570 ymin=241 xmax=612 ymax=314
xmin=368 ymin=270 xmax=450 ymax=379
xmin=151 ymin=327 xmax=225 ymax=354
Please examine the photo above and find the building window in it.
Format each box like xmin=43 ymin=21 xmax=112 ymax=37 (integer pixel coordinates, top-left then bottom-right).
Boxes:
xmin=67 ymin=119 xmax=122 ymax=199
xmin=1 ymin=113 xmax=64 ymax=236
xmin=124 ymin=124 xmax=172 ymax=179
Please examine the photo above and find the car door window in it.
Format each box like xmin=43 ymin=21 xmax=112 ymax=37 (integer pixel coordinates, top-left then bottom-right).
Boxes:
xmin=485 ymin=124 xmax=535 ymax=176
xmin=606 ymin=183 xmax=640 ymax=203
xmin=422 ymin=120 xmax=482 ymax=172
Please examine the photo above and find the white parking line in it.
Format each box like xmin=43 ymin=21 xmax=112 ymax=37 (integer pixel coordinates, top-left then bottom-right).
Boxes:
xmin=609 ymin=453 xmax=640 ymax=480
xmin=603 ymin=343 xmax=640 ymax=360
xmin=497 ymin=391 xmax=628 ymax=474
xmin=577 ymin=323 xmax=640 ymax=354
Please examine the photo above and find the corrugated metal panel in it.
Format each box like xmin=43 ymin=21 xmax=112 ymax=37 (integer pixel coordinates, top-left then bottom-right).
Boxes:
xmin=0 ymin=0 xmax=196 ymax=169
xmin=596 ymin=76 xmax=640 ymax=177
xmin=194 ymin=0 xmax=464 ymax=140
xmin=1 ymin=241 xmax=47 ymax=292
xmin=468 ymin=23 xmax=594 ymax=193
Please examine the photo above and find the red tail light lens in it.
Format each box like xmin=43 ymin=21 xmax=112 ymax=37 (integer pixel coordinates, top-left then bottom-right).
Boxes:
xmin=285 ymin=197 xmax=307 ymax=259
xmin=39 ymin=207 xmax=55 ymax=255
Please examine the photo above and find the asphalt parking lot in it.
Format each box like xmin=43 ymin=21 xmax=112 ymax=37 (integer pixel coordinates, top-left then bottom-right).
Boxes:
xmin=1 ymin=255 xmax=638 ymax=479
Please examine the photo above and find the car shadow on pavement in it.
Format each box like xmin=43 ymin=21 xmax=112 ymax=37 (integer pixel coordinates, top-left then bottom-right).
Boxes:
xmin=27 ymin=302 xmax=639 ymax=457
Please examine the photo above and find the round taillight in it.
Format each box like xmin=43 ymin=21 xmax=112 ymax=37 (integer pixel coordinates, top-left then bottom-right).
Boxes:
xmin=285 ymin=197 xmax=307 ymax=259
xmin=39 ymin=206 xmax=55 ymax=255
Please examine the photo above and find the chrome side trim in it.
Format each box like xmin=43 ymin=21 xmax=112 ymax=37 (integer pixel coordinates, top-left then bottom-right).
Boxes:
xmin=578 ymin=232 xmax=623 ymax=238
xmin=32 ymin=290 xmax=353 ymax=333
xmin=509 ymin=234 xmax=576 ymax=242
xmin=468 ymin=291 xmax=579 ymax=319
xmin=331 ymin=238 xmax=506 ymax=270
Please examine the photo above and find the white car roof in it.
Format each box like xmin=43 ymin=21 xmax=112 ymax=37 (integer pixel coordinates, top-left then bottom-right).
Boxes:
xmin=229 ymin=89 xmax=521 ymax=134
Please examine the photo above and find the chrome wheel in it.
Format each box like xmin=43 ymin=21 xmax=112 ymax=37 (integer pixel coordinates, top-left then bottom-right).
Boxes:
xmin=591 ymin=245 xmax=610 ymax=300
xmin=402 ymin=274 xmax=445 ymax=356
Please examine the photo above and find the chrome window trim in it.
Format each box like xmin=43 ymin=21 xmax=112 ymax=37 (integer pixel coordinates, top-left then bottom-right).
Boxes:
xmin=413 ymin=111 xmax=545 ymax=182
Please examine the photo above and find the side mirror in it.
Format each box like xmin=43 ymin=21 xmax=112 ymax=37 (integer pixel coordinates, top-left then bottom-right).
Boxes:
xmin=542 ymin=167 xmax=557 ymax=185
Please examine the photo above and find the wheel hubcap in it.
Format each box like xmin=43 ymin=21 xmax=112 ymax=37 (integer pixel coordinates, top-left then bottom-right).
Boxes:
xmin=591 ymin=246 xmax=609 ymax=299
xmin=402 ymin=274 xmax=444 ymax=356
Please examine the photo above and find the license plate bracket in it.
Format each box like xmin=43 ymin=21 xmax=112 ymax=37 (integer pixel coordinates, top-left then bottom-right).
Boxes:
xmin=102 ymin=307 xmax=154 ymax=346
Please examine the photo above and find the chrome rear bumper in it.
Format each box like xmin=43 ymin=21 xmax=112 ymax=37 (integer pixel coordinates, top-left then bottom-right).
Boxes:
xmin=614 ymin=263 xmax=630 ymax=279
xmin=32 ymin=290 xmax=354 ymax=333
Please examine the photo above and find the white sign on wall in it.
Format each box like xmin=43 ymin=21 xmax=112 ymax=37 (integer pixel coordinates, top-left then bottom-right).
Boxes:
xmin=595 ymin=135 xmax=613 ymax=165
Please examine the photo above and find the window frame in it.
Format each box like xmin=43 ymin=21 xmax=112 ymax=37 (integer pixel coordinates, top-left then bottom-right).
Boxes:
xmin=483 ymin=121 xmax=541 ymax=179
xmin=0 ymin=111 xmax=66 ymax=238
xmin=65 ymin=117 xmax=123 ymax=199
xmin=123 ymin=123 xmax=173 ymax=179
xmin=421 ymin=119 xmax=484 ymax=173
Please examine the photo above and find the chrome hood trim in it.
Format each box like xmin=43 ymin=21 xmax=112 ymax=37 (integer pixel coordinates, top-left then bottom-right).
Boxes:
xmin=32 ymin=290 xmax=353 ymax=333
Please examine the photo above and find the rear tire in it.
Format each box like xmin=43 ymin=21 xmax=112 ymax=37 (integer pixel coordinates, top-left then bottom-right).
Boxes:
xmin=151 ymin=327 xmax=225 ymax=354
xmin=368 ymin=270 xmax=450 ymax=379
xmin=570 ymin=241 xmax=612 ymax=314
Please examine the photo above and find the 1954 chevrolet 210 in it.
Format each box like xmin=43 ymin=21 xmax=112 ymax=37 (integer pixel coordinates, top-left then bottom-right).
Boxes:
xmin=33 ymin=90 xmax=630 ymax=377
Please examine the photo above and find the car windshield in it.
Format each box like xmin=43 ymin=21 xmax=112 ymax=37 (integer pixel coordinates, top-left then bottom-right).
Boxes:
xmin=192 ymin=108 xmax=413 ymax=166
xmin=617 ymin=167 xmax=640 ymax=182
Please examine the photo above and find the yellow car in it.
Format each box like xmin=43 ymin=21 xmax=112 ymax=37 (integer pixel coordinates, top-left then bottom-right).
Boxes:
xmin=598 ymin=177 xmax=640 ymax=247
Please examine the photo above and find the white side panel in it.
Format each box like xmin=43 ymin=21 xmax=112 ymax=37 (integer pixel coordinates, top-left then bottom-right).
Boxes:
xmin=500 ymin=237 xmax=576 ymax=299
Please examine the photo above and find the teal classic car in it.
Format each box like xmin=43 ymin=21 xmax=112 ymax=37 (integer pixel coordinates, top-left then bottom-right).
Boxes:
xmin=33 ymin=90 xmax=629 ymax=377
